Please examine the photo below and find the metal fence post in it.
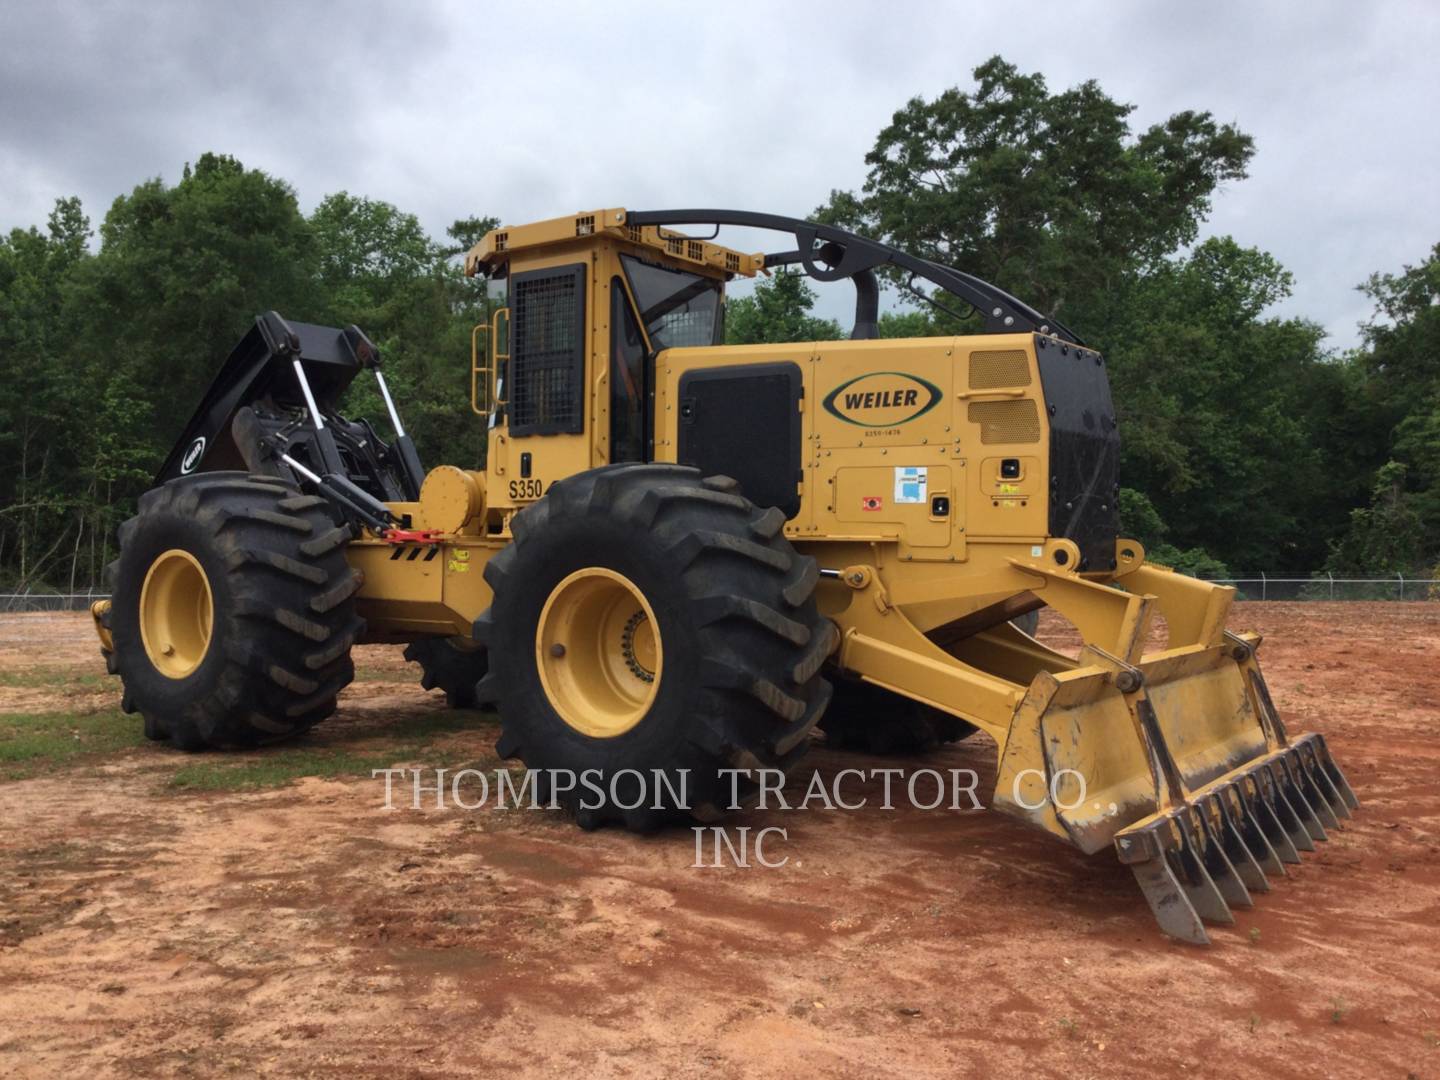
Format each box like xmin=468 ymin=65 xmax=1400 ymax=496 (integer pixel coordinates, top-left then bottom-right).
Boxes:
xmin=1328 ymin=571 xmax=1334 ymax=600
xmin=1398 ymin=573 xmax=1405 ymax=601
xmin=1261 ymin=572 xmax=1267 ymax=602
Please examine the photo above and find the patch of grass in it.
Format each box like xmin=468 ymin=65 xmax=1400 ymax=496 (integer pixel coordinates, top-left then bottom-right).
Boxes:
xmin=1249 ymin=927 xmax=1262 ymax=945
xmin=0 ymin=667 xmax=108 ymax=690
xmin=1057 ymin=1017 xmax=1078 ymax=1039
xmin=1330 ymin=997 xmax=1347 ymax=1024
xmin=0 ymin=708 xmax=146 ymax=780
xmin=167 ymin=748 xmax=399 ymax=791
xmin=0 ymin=678 xmax=499 ymax=790
xmin=385 ymin=710 xmax=490 ymax=738
xmin=164 ymin=714 xmax=498 ymax=793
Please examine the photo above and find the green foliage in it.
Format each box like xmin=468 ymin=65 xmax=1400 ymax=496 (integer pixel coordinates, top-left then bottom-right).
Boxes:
xmin=1118 ymin=488 xmax=1229 ymax=578
xmin=1098 ymin=236 xmax=1346 ymax=569
xmin=819 ymin=56 xmax=1254 ymax=325
xmin=0 ymin=156 xmax=498 ymax=588
xmin=1348 ymin=245 xmax=1440 ymax=556
xmin=83 ymin=153 xmax=323 ymax=432
xmin=725 ymin=269 xmax=843 ymax=345
xmin=877 ymin=310 xmax=939 ymax=338
xmin=1325 ymin=462 xmax=1427 ymax=574
xmin=444 ymin=215 xmax=501 ymax=258
xmin=307 ymin=194 xmax=495 ymax=469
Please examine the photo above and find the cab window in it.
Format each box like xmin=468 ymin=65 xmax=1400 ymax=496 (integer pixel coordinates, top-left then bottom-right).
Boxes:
xmin=610 ymin=279 xmax=647 ymax=463
xmin=620 ymin=255 xmax=723 ymax=350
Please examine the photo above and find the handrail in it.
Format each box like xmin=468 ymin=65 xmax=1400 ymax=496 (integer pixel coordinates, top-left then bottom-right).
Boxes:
xmin=471 ymin=322 xmax=490 ymax=416
xmin=470 ymin=308 xmax=512 ymax=417
xmin=491 ymin=306 xmax=510 ymax=406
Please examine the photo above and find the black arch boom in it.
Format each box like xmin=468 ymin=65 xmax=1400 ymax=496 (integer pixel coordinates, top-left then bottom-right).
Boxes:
xmin=624 ymin=208 xmax=1082 ymax=345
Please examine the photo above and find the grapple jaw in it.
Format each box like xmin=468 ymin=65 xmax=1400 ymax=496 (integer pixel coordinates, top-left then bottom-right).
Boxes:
xmin=988 ymin=563 xmax=1359 ymax=944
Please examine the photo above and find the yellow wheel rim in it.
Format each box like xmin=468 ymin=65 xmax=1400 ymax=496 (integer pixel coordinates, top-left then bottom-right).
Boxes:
xmin=536 ymin=567 xmax=662 ymax=738
xmin=139 ymin=549 xmax=213 ymax=679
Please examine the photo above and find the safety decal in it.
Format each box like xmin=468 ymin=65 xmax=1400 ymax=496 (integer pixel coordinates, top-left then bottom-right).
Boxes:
xmin=861 ymin=495 xmax=883 ymax=511
xmin=893 ymin=466 xmax=927 ymax=505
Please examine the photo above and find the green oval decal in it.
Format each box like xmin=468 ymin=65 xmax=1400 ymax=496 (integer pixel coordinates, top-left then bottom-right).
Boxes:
xmin=822 ymin=371 xmax=943 ymax=428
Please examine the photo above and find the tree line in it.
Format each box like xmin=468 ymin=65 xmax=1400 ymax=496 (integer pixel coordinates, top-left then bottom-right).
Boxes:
xmin=731 ymin=58 xmax=1438 ymax=580
xmin=2 ymin=57 xmax=1436 ymax=590
xmin=0 ymin=155 xmax=497 ymax=591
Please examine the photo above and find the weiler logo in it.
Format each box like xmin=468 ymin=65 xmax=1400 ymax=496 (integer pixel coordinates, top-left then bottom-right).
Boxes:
xmin=822 ymin=371 xmax=942 ymax=428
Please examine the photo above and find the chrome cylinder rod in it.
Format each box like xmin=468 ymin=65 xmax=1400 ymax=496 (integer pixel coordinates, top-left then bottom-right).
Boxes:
xmin=292 ymin=359 xmax=326 ymax=429
xmin=374 ymin=369 xmax=405 ymax=438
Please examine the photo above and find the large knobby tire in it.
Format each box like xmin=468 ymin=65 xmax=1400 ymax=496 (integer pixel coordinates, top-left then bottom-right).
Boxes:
xmin=104 ymin=472 xmax=363 ymax=750
xmin=477 ymin=464 xmax=836 ymax=831
xmin=404 ymin=637 xmax=490 ymax=708
xmin=818 ymin=677 xmax=979 ymax=754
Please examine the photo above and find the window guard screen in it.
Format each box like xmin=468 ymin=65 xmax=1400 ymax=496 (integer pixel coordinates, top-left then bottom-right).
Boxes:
xmin=509 ymin=264 xmax=586 ymax=435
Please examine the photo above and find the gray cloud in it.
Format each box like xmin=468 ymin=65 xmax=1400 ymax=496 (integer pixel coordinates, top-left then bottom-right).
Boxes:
xmin=3 ymin=0 xmax=1436 ymax=348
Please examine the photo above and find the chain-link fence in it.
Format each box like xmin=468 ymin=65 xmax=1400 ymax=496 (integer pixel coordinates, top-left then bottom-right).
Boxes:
xmin=0 ymin=589 xmax=111 ymax=613
xmin=1201 ymin=573 xmax=1440 ymax=601
xmin=3 ymin=573 xmax=1437 ymax=613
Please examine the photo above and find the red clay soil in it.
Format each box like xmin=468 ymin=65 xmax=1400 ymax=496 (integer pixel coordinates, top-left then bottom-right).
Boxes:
xmin=0 ymin=603 xmax=1437 ymax=1078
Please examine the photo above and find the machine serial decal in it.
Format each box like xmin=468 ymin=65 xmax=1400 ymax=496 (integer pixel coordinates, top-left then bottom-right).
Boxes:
xmin=821 ymin=371 xmax=942 ymax=428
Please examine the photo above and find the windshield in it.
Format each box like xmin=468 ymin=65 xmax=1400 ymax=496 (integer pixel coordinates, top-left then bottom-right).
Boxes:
xmin=620 ymin=254 xmax=723 ymax=349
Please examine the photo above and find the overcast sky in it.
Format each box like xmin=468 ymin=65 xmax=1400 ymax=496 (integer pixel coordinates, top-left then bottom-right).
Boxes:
xmin=3 ymin=1 xmax=1437 ymax=349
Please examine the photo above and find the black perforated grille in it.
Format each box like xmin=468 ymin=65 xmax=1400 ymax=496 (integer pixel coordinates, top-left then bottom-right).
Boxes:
xmin=509 ymin=265 xmax=586 ymax=435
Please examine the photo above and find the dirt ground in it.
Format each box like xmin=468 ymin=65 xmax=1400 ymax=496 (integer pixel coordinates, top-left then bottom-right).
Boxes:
xmin=0 ymin=603 xmax=1437 ymax=1079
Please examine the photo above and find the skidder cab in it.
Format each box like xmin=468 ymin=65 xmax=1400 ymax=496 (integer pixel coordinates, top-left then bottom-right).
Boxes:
xmin=94 ymin=207 xmax=1357 ymax=943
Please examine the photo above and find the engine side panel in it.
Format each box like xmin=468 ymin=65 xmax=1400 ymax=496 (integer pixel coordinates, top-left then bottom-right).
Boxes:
xmin=655 ymin=334 xmax=1076 ymax=563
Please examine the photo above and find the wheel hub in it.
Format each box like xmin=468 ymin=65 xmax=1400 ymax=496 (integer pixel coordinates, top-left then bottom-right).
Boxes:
xmin=535 ymin=568 xmax=662 ymax=738
xmin=139 ymin=548 xmax=213 ymax=679
xmin=620 ymin=610 xmax=657 ymax=683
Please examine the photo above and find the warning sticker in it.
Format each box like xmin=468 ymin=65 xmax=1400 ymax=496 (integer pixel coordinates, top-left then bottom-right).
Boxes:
xmin=894 ymin=466 xmax=927 ymax=504
xmin=861 ymin=495 xmax=883 ymax=511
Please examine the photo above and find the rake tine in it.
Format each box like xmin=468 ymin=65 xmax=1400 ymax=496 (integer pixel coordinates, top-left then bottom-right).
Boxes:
xmin=1216 ymin=791 xmax=1270 ymax=892
xmin=1301 ymin=738 xmax=1354 ymax=819
xmin=1294 ymin=747 xmax=1342 ymax=829
xmin=1308 ymin=754 xmax=1350 ymax=822
xmin=1259 ymin=766 xmax=1314 ymax=854
xmin=1311 ymin=734 xmax=1360 ymax=811
xmin=1172 ymin=817 xmax=1234 ymax=925
xmin=1275 ymin=757 xmax=1328 ymax=843
xmin=1196 ymin=805 xmax=1252 ymax=909
xmin=1130 ymin=855 xmax=1210 ymax=946
xmin=1234 ymin=782 xmax=1288 ymax=874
